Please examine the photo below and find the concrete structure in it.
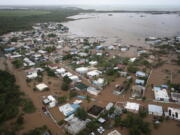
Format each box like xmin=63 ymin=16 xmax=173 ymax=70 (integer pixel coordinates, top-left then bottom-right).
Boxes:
xmin=64 ymin=116 xmax=87 ymax=135
xmin=136 ymin=71 xmax=146 ymax=78
xmin=148 ymin=104 xmax=163 ymax=116
xmin=108 ymin=130 xmax=122 ymax=135
xmin=87 ymin=87 xmax=100 ymax=96
xmin=36 ymin=83 xmax=48 ymax=91
xmin=154 ymin=88 xmax=169 ymax=102
xmin=168 ymin=107 xmax=180 ymax=120
xmin=125 ymin=102 xmax=140 ymax=113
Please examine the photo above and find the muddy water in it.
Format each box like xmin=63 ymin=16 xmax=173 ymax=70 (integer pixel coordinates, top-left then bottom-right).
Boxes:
xmin=63 ymin=13 xmax=180 ymax=46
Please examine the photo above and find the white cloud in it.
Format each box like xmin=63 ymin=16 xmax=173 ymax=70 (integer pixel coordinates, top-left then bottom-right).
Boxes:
xmin=1 ymin=0 xmax=180 ymax=5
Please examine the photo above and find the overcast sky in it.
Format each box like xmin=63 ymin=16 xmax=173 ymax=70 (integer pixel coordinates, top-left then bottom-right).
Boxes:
xmin=1 ymin=0 xmax=180 ymax=6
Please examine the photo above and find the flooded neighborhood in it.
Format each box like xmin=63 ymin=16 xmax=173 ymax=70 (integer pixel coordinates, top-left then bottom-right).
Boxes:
xmin=0 ymin=1 xmax=180 ymax=135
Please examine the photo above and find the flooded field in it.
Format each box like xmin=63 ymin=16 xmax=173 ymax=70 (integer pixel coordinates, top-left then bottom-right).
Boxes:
xmin=63 ymin=13 xmax=180 ymax=46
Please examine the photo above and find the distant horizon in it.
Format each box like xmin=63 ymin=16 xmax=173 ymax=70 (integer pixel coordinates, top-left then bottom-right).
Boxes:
xmin=0 ymin=4 xmax=180 ymax=11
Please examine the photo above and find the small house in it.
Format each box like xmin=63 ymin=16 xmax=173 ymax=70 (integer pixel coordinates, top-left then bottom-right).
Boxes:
xmin=154 ymin=88 xmax=169 ymax=102
xmin=167 ymin=107 xmax=180 ymax=120
xmin=125 ymin=102 xmax=140 ymax=113
xmin=136 ymin=71 xmax=146 ymax=78
xmin=148 ymin=104 xmax=163 ymax=116
xmin=108 ymin=130 xmax=122 ymax=135
xmin=64 ymin=116 xmax=87 ymax=135
xmin=88 ymin=105 xmax=104 ymax=118
xmin=135 ymin=79 xmax=145 ymax=86
xmin=87 ymin=87 xmax=101 ymax=96
xmin=36 ymin=83 xmax=48 ymax=91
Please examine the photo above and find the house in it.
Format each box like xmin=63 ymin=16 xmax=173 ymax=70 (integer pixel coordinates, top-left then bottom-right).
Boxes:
xmin=56 ymin=68 xmax=66 ymax=75
xmin=119 ymin=71 xmax=128 ymax=77
xmin=129 ymin=57 xmax=136 ymax=63
xmin=171 ymin=92 xmax=180 ymax=103
xmin=135 ymin=79 xmax=145 ymax=86
xmin=36 ymin=83 xmax=48 ymax=91
xmin=59 ymin=103 xmax=80 ymax=117
xmin=4 ymin=47 xmax=16 ymax=52
xmin=136 ymin=71 xmax=146 ymax=78
xmin=75 ymin=67 xmax=89 ymax=74
xmin=24 ymin=57 xmax=35 ymax=66
xmin=87 ymin=70 xmax=102 ymax=78
xmin=87 ymin=87 xmax=101 ymax=96
xmin=89 ymin=61 xmax=98 ymax=66
xmin=74 ymin=82 xmax=88 ymax=91
xmin=48 ymin=64 xmax=59 ymax=70
xmin=78 ymin=52 xmax=88 ymax=57
xmin=93 ymin=78 xmax=105 ymax=87
xmin=106 ymin=102 xmax=114 ymax=111
xmin=154 ymin=88 xmax=169 ymax=102
xmin=69 ymin=75 xmax=80 ymax=82
xmin=108 ymin=130 xmax=122 ymax=135
xmin=167 ymin=107 xmax=180 ymax=120
xmin=88 ymin=105 xmax=104 ymax=118
xmin=148 ymin=104 xmax=163 ymax=116
xmin=43 ymin=95 xmax=57 ymax=108
xmin=125 ymin=102 xmax=140 ymax=113
xmin=132 ymin=85 xmax=145 ymax=98
xmin=26 ymin=72 xmax=38 ymax=79
xmin=120 ymin=47 xmax=128 ymax=52
xmin=98 ymin=117 xmax=106 ymax=124
xmin=64 ymin=115 xmax=88 ymax=135
xmin=62 ymin=72 xmax=73 ymax=78
xmin=175 ymin=36 xmax=180 ymax=42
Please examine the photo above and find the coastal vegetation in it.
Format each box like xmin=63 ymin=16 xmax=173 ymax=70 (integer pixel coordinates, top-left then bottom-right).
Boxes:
xmin=0 ymin=8 xmax=84 ymax=35
xmin=0 ymin=70 xmax=36 ymax=134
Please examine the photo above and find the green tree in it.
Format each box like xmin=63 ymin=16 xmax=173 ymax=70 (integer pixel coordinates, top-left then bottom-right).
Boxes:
xmin=57 ymin=96 xmax=67 ymax=104
xmin=75 ymin=108 xmax=87 ymax=120
xmin=12 ymin=59 xmax=23 ymax=69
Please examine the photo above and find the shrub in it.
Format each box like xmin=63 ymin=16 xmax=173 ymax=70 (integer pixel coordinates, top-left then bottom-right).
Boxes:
xmin=75 ymin=108 xmax=87 ymax=120
xmin=22 ymin=99 xmax=36 ymax=113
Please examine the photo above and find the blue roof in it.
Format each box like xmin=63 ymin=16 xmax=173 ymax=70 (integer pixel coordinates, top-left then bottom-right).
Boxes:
xmin=76 ymin=95 xmax=86 ymax=99
xmin=161 ymin=85 xmax=168 ymax=89
xmin=136 ymin=71 xmax=146 ymax=77
xmin=135 ymin=79 xmax=145 ymax=84
xmin=4 ymin=47 xmax=15 ymax=52
xmin=154 ymin=87 xmax=161 ymax=91
xmin=66 ymin=104 xmax=80 ymax=116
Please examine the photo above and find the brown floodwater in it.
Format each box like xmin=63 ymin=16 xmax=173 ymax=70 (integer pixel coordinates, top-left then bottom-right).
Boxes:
xmin=63 ymin=13 xmax=180 ymax=46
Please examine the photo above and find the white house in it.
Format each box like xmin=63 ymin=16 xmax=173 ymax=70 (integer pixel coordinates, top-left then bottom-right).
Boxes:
xmin=36 ymin=83 xmax=48 ymax=91
xmin=136 ymin=71 xmax=146 ymax=78
xmin=125 ymin=102 xmax=140 ymax=113
xmin=75 ymin=67 xmax=88 ymax=74
xmin=89 ymin=61 xmax=98 ymax=66
xmin=93 ymin=78 xmax=105 ymax=87
xmin=167 ymin=107 xmax=180 ymax=120
xmin=43 ymin=95 xmax=57 ymax=108
xmin=87 ymin=70 xmax=102 ymax=78
xmin=154 ymin=89 xmax=169 ymax=102
xmin=108 ymin=130 xmax=122 ymax=135
xmin=62 ymin=72 xmax=73 ymax=77
xmin=56 ymin=68 xmax=66 ymax=74
xmin=148 ymin=104 xmax=163 ymax=116
xmin=26 ymin=72 xmax=38 ymax=79
xmin=87 ymin=87 xmax=101 ymax=96
xmin=129 ymin=57 xmax=136 ymax=63
xmin=69 ymin=75 xmax=80 ymax=82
